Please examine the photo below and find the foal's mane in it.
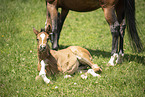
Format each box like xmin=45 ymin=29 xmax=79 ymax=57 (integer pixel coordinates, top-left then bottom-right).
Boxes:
xmin=40 ymin=28 xmax=45 ymax=32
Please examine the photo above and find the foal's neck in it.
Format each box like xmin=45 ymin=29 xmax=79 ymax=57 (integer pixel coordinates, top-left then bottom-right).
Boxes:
xmin=38 ymin=45 xmax=51 ymax=60
xmin=37 ymin=45 xmax=60 ymax=74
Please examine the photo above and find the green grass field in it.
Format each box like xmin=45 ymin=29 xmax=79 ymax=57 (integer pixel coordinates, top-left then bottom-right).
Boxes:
xmin=0 ymin=0 xmax=144 ymax=96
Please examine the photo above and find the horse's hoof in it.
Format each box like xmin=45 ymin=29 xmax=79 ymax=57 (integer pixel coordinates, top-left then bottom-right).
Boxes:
xmin=107 ymin=53 xmax=118 ymax=66
xmin=35 ymin=75 xmax=41 ymax=81
xmin=92 ymin=65 xmax=102 ymax=73
xmin=116 ymin=53 xmax=124 ymax=64
xmin=87 ymin=69 xmax=101 ymax=77
xmin=52 ymin=46 xmax=59 ymax=50
xmin=107 ymin=62 xmax=115 ymax=66
xmin=64 ymin=75 xmax=72 ymax=78
xmin=48 ymin=81 xmax=53 ymax=85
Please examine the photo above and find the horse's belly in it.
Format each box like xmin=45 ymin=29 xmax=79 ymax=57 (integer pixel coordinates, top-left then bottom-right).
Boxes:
xmin=55 ymin=49 xmax=80 ymax=74
xmin=59 ymin=0 xmax=101 ymax=12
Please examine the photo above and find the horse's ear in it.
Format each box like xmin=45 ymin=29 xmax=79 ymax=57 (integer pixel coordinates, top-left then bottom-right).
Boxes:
xmin=40 ymin=28 xmax=45 ymax=32
xmin=33 ymin=27 xmax=39 ymax=35
xmin=45 ymin=25 xmax=51 ymax=34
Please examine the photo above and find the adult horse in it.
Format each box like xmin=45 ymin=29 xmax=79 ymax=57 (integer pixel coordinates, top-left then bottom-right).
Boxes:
xmin=45 ymin=0 xmax=143 ymax=66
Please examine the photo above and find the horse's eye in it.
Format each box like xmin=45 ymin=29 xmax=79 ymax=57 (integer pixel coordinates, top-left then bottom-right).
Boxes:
xmin=36 ymin=39 xmax=39 ymax=41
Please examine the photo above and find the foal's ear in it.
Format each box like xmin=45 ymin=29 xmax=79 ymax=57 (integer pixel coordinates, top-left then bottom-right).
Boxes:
xmin=33 ymin=27 xmax=39 ymax=35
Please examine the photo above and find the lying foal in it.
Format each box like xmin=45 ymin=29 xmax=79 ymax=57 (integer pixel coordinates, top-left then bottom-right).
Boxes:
xmin=33 ymin=28 xmax=102 ymax=84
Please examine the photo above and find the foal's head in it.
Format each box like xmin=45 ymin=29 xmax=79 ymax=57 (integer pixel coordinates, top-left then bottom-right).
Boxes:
xmin=33 ymin=28 xmax=50 ymax=52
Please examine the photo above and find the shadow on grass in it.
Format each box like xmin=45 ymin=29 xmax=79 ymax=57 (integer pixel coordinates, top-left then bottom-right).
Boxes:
xmin=59 ymin=45 xmax=144 ymax=65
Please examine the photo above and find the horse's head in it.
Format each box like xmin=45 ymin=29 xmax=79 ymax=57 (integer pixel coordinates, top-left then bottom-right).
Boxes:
xmin=33 ymin=28 xmax=50 ymax=52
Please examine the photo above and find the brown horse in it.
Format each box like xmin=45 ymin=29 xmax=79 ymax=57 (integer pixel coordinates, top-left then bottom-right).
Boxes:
xmin=33 ymin=28 xmax=102 ymax=84
xmin=45 ymin=0 xmax=143 ymax=66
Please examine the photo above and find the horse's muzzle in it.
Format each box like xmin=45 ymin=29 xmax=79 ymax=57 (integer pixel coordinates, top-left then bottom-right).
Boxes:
xmin=39 ymin=45 xmax=46 ymax=52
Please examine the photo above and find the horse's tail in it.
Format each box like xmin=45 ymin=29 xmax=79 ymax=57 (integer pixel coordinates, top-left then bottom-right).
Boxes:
xmin=125 ymin=0 xmax=143 ymax=52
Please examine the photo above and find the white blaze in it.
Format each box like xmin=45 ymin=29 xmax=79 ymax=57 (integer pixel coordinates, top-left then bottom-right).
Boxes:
xmin=40 ymin=33 xmax=45 ymax=45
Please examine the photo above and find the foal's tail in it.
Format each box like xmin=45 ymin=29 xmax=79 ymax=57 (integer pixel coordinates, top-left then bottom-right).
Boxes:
xmin=125 ymin=0 xmax=143 ymax=52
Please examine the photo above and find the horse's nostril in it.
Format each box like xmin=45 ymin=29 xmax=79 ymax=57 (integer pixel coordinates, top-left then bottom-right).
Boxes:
xmin=40 ymin=45 xmax=46 ymax=51
xmin=43 ymin=46 xmax=46 ymax=49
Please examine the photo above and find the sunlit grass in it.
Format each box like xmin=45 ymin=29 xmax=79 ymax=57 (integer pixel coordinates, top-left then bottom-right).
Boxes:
xmin=0 ymin=0 xmax=144 ymax=96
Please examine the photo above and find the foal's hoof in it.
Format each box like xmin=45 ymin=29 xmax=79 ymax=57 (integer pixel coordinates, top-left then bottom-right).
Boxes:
xmin=46 ymin=81 xmax=53 ymax=85
xmin=92 ymin=65 xmax=102 ymax=73
xmin=35 ymin=75 xmax=41 ymax=81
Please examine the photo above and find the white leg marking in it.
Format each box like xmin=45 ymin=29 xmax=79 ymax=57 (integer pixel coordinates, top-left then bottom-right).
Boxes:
xmin=87 ymin=69 xmax=101 ymax=77
xmin=116 ymin=51 xmax=124 ymax=64
xmin=76 ymin=55 xmax=82 ymax=60
xmin=108 ymin=53 xmax=118 ymax=66
xmin=39 ymin=60 xmax=46 ymax=75
xmin=41 ymin=75 xmax=50 ymax=84
xmin=39 ymin=60 xmax=50 ymax=84
xmin=64 ymin=75 xmax=72 ymax=78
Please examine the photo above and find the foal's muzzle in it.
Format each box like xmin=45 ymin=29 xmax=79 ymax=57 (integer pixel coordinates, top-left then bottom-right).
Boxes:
xmin=39 ymin=45 xmax=46 ymax=52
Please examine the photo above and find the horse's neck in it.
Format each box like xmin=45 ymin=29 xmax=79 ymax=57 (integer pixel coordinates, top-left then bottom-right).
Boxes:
xmin=38 ymin=49 xmax=60 ymax=74
xmin=38 ymin=50 xmax=50 ymax=60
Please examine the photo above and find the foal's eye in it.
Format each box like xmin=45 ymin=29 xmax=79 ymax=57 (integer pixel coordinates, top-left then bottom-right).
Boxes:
xmin=36 ymin=39 xmax=39 ymax=41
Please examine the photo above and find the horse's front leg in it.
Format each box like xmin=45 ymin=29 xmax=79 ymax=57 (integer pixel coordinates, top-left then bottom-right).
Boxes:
xmin=57 ymin=9 xmax=69 ymax=40
xmin=103 ymin=7 xmax=120 ymax=66
xmin=38 ymin=60 xmax=50 ymax=84
xmin=45 ymin=4 xmax=51 ymax=33
xmin=37 ymin=61 xmax=41 ymax=72
xmin=46 ymin=2 xmax=58 ymax=50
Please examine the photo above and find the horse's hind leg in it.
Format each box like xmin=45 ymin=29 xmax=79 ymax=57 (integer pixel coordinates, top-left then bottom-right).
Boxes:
xmin=102 ymin=7 xmax=120 ymax=66
xmin=115 ymin=2 xmax=126 ymax=64
xmin=68 ymin=46 xmax=102 ymax=72
xmin=77 ymin=54 xmax=101 ymax=78
xmin=77 ymin=53 xmax=101 ymax=72
xmin=116 ymin=19 xmax=125 ymax=64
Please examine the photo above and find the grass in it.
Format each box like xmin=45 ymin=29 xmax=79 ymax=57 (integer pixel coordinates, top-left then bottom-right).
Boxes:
xmin=0 ymin=0 xmax=144 ymax=96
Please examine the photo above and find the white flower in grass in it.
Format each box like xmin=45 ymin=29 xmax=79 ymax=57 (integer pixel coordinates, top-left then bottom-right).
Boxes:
xmin=30 ymin=50 xmax=32 ymax=53
xmin=74 ymin=83 xmax=77 ymax=85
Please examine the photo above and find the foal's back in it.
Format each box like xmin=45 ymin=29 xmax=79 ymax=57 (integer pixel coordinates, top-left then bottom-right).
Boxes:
xmin=50 ymin=47 xmax=79 ymax=74
xmin=50 ymin=46 xmax=98 ymax=74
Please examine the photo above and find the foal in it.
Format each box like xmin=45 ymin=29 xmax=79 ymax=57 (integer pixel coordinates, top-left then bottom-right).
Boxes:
xmin=34 ymin=28 xmax=102 ymax=84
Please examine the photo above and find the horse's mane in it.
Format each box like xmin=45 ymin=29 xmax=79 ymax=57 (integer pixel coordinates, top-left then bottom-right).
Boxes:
xmin=40 ymin=28 xmax=45 ymax=32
